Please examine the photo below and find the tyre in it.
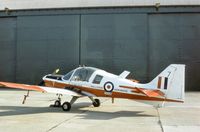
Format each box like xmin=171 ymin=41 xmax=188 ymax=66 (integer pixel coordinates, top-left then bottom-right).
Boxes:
xmin=54 ymin=100 xmax=61 ymax=107
xmin=62 ymin=102 xmax=71 ymax=111
xmin=93 ymin=99 xmax=100 ymax=107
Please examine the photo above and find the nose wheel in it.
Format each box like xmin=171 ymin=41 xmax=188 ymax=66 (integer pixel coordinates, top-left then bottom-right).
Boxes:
xmin=53 ymin=94 xmax=62 ymax=107
xmin=54 ymin=100 xmax=61 ymax=107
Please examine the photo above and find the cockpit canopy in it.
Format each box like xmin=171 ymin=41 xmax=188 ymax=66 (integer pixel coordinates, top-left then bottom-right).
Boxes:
xmin=62 ymin=70 xmax=74 ymax=80
xmin=62 ymin=67 xmax=98 ymax=82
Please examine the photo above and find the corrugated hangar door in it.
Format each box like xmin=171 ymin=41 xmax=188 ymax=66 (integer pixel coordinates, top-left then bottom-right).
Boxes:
xmin=81 ymin=14 xmax=148 ymax=81
xmin=17 ymin=15 xmax=79 ymax=84
xmin=0 ymin=17 xmax=16 ymax=82
xmin=149 ymin=14 xmax=200 ymax=90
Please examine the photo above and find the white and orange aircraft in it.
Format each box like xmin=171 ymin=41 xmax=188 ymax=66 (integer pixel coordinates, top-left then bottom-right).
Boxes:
xmin=0 ymin=64 xmax=185 ymax=111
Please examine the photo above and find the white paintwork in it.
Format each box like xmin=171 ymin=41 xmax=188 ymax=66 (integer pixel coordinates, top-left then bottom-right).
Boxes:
xmin=0 ymin=0 xmax=199 ymax=10
xmin=43 ymin=64 xmax=185 ymax=103
xmin=145 ymin=64 xmax=185 ymax=101
xmin=41 ymin=86 xmax=82 ymax=96
xmin=0 ymin=64 xmax=185 ymax=109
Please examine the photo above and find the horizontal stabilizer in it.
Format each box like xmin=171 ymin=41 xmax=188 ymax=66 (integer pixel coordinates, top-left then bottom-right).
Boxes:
xmin=135 ymin=88 xmax=165 ymax=97
xmin=119 ymin=85 xmax=165 ymax=98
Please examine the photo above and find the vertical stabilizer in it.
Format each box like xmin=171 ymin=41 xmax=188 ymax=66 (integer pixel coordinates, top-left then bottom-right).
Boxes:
xmin=148 ymin=64 xmax=185 ymax=101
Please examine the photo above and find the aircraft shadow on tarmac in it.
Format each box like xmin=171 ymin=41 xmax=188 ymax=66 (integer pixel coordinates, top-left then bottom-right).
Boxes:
xmin=0 ymin=103 xmax=155 ymax=120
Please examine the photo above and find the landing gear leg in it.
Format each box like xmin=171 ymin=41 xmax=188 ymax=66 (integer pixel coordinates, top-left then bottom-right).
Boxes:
xmin=62 ymin=96 xmax=79 ymax=111
xmin=53 ymin=94 xmax=62 ymax=107
xmin=22 ymin=90 xmax=30 ymax=104
xmin=89 ymin=97 xmax=100 ymax=107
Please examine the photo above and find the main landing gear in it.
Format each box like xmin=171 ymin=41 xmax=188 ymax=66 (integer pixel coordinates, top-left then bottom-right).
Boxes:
xmin=89 ymin=97 xmax=100 ymax=107
xmin=52 ymin=95 xmax=101 ymax=111
xmin=62 ymin=96 xmax=78 ymax=111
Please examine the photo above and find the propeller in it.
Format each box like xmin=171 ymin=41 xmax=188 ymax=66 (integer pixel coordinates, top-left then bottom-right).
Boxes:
xmin=52 ymin=68 xmax=60 ymax=75
xmin=38 ymin=68 xmax=60 ymax=86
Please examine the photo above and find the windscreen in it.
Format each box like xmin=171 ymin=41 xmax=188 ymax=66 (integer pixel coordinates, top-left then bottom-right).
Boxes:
xmin=63 ymin=70 xmax=74 ymax=80
xmin=71 ymin=67 xmax=95 ymax=82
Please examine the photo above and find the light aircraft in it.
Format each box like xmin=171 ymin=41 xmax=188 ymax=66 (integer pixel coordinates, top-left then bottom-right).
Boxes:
xmin=0 ymin=64 xmax=185 ymax=111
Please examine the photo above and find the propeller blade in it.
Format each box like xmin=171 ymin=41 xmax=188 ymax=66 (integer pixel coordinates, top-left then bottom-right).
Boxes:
xmin=52 ymin=68 xmax=60 ymax=75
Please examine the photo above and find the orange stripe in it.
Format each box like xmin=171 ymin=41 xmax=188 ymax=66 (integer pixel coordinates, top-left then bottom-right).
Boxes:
xmin=43 ymin=80 xmax=183 ymax=103
xmin=0 ymin=82 xmax=44 ymax=92
xmin=75 ymin=86 xmax=182 ymax=103
xmin=44 ymin=80 xmax=71 ymax=88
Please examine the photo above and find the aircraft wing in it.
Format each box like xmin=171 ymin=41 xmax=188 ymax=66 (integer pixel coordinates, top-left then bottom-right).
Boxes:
xmin=0 ymin=82 xmax=82 ymax=96
xmin=119 ymin=85 xmax=165 ymax=98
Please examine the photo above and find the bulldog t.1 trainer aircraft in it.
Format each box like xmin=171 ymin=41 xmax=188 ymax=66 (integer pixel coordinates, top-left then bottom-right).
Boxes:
xmin=0 ymin=64 xmax=185 ymax=111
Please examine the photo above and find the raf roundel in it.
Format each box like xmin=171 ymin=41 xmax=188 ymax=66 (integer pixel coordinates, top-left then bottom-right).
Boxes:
xmin=104 ymin=82 xmax=114 ymax=92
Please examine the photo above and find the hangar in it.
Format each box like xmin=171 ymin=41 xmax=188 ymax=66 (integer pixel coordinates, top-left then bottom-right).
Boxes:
xmin=0 ymin=0 xmax=200 ymax=90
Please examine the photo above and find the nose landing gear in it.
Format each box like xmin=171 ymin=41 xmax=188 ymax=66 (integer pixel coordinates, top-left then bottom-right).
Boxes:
xmin=54 ymin=100 xmax=61 ymax=107
xmin=53 ymin=94 xmax=62 ymax=107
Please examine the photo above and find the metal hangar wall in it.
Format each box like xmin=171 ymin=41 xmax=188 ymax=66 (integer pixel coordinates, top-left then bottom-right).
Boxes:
xmin=0 ymin=6 xmax=200 ymax=90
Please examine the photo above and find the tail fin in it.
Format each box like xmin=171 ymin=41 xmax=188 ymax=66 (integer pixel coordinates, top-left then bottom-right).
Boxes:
xmin=149 ymin=64 xmax=185 ymax=101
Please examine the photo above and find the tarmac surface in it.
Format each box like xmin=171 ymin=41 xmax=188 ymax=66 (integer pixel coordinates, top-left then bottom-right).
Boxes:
xmin=0 ymin=89 xmax=200 ymax=132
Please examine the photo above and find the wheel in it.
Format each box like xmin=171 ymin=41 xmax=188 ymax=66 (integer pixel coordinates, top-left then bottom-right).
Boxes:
xmin=93 ymin=99 xmax=100 ymax=107
xmin=62 ymin=102 xmax=71 ymax=111
xmin=54 ymin=100 xmax=61 ymax=107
